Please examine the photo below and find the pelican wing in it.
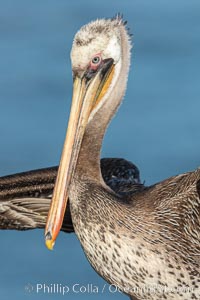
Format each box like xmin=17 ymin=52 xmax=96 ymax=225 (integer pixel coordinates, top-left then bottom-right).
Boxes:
xmin=0 ymin=158 xmax=143 ymax=232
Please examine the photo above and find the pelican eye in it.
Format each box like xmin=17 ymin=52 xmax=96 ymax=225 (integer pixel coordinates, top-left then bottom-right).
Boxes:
xmin=92 ymin=56 xmax=100 ymax=64
xmin=85 ymin=55 xmax=102 ymax=81
xmin=90 ymin=54 xmax=102 ymax=70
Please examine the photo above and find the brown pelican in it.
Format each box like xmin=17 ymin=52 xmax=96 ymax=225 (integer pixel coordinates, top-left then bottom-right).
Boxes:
xmin=0 ymin=158 xmax=143 ymax=232
xmin=45 ymin=16 xmax=200 ymax=300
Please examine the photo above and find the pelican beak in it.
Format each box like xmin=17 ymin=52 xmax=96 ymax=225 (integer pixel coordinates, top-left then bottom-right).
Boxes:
xmin=45 ymin=58 xmax=114 ymax=250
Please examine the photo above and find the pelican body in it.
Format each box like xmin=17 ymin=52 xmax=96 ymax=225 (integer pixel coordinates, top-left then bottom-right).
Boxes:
xmin=45 ymin=17 xmax=200 ymax=300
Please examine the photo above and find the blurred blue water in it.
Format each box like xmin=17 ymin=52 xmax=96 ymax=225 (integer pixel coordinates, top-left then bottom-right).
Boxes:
xmin=0 ymin=1 xmax=200 ymax=299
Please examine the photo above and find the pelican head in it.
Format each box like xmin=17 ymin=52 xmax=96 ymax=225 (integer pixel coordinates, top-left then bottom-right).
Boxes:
xmin=45 ymin=16 xmax=132 ymax=250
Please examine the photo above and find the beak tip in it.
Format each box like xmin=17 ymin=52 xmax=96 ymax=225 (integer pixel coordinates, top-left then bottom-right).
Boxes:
xmin=45 ymin=231 xmax=55 ymax=250
xmin=45 ymin=238 xmax=55 ymax=251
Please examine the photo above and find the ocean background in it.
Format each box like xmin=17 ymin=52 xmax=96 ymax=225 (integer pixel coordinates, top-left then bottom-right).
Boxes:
xmin=0 ymin=0 xmax=200 ymax=299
